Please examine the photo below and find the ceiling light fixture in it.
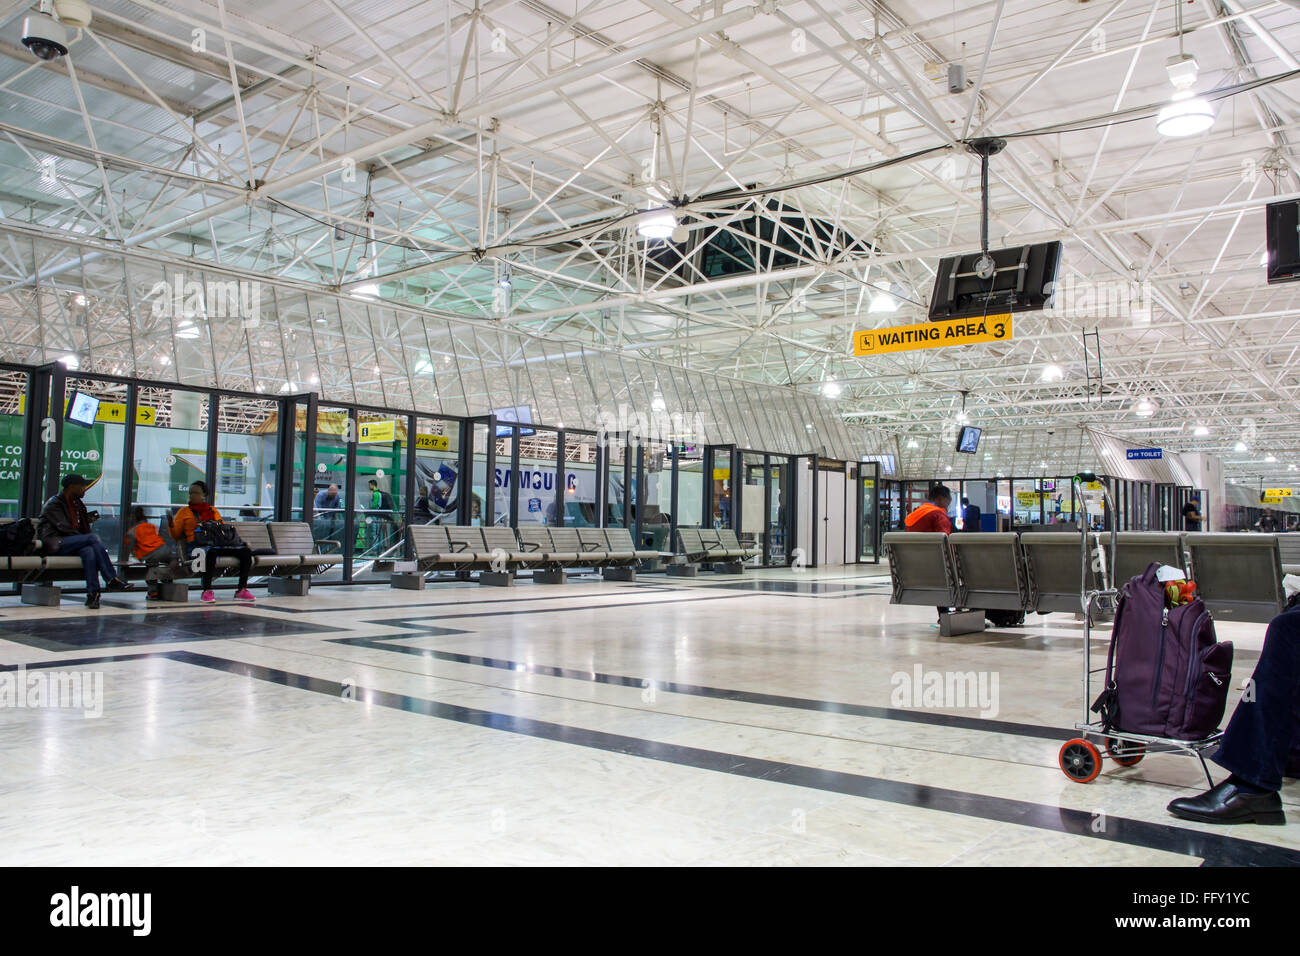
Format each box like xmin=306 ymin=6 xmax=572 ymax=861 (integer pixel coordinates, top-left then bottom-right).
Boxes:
xmin=869 ymin=288 xmax=898 ymax=313
xmin=1234 ymin=440 xmax=1248 ymax=452
xmin=906 ymin=438 xmax=919 ymax=449
xmin=636 ymin=209 xmax=676 ymax=240
xmin=1265 ymin=454 xmax=1278 ymax=463
xmin=822 ymin=379 xmax=843 ymax=399
xmin=352 ymin=283 xmax=381 ymax=298
xmin=1133 ymin=397 xmax=1157 ymax=417
xmin=1193 ymin=425 xmax=1210 ymax=436
xmin=1156 ymin=26 xmax=1213 ymax=138
xmin=1041 ymin=363 xmax=1064 ymax=382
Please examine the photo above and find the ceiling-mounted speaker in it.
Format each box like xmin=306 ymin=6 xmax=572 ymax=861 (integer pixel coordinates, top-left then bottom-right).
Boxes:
xmin=947 ymin=64 xmax=966 ymax=94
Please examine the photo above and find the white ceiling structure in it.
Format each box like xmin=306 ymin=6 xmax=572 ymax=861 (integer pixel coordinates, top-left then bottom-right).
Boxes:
xmin=0 ymin=0 xmax=1297 ymax=479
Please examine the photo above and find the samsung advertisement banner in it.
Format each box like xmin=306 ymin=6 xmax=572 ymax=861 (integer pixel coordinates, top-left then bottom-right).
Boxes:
xmin=494 ymin=460 xmax=598 ymax=524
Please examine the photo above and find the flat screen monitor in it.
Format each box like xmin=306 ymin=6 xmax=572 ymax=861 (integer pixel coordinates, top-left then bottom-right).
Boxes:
xmin=956 ymin=425 xmax=982 ymax=454
xmin=66 ymin=391 xmax=99 ymax=428
xmin=1266 ymin=199 xmax=1300 ymax=285
xmin=929 ymin=241 xmax=1062 ymax=320
xmin=493 ymin=406 xmax=535 ymax=437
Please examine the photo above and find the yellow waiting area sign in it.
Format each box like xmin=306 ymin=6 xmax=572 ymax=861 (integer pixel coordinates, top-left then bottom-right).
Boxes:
xmin=854 ymin=314 xmax=1013 ymax=356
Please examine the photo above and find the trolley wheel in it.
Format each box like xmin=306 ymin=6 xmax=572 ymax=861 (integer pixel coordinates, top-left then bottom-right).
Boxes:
xmin=1107 ymin=737 xmax=1145 ymax=767
xmin=1059 ymin=738 xmax=1103 ymax=783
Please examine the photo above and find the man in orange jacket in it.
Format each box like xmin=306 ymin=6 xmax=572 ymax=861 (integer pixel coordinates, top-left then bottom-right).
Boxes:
xmin=905 ymin=484 xmax=954 ymax=535
xmin=906 ymin=484 xmax=954 ymax=617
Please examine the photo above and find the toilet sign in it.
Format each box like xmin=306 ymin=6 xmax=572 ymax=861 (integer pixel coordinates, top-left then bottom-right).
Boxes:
xmin=1125 ymin=448 xmax=1162 ymax=460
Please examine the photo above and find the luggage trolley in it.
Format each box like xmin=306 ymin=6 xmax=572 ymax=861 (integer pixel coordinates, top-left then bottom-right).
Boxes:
xmin=1057 ymin=472 xmax=1221 ymax=786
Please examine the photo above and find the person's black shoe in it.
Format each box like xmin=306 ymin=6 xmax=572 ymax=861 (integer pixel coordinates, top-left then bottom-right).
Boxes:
xmin=105 ymin=578 xmax=133 ymax=592
xmin=85 ymin=592 xmax=100 ymax=609
xmin=1167 ymin=780 xmax=1286 ymax=825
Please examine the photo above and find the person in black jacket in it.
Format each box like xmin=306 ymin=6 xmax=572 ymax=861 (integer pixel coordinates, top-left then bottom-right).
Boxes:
xmin=37 ymin=474 xmax=132 ymax=608
xmin=1167 ymin=597 xmax=1300 ymax=825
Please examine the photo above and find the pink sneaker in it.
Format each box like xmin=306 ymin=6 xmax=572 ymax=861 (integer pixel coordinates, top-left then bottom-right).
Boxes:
xmin=234 ymin=588 xmax=255 ymax=603
xmin=200 ymin=589 xmax=216 ymax=604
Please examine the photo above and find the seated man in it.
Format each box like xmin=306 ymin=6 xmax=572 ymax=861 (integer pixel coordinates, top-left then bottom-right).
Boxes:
xmin=37 ymin=473 xmax=132 ymax=609
xmin=1167 ymin=597 xmax=1300 ymax=825
xmin=905 ymin=483 xmax=954 ymax=620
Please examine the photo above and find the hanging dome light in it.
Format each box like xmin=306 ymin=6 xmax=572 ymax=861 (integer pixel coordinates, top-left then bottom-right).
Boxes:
xmin=1156 ymin=92 xmax=1214 ymax=137
xmin=1156 ymin=53 xmax=1214 ymax=137
xmin=822 ymin=379 xmax=843 ymax=399
xmin=1133 ymin=397 xmax=1157 ymax=417
xmin=1234 ymin=440 xmax=1248 ymax=452
xmin=1193 ymin=424 xmax=1210 ymax=436
xmin=636 ymin=209 xmax=676 ymax=240
xmin=869 ymin=288 xmax=898 ymax=313
xmin=1040 ymin=363 xmax=1064 ymax=382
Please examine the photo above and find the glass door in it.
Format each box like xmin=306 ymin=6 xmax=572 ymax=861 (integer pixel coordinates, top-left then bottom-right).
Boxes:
xmin=858 ymin=461 xmax=879 ymax=562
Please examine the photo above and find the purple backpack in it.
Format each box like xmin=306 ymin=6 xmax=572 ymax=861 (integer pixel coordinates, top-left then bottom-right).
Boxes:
xmin=1091 ymin=562 xmax=1233 ymax=741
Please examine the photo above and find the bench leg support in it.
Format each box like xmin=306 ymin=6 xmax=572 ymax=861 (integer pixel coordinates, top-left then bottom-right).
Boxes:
xmin=715 ymin=561 xmax=745 ymax=574
xmin=939 ymin=610 xmax=986 ymax=637
xmin=391 ymin=572 xmax=425 ymax=590
xmin=268 ymin=577 xmax=310 ymax=596
xmin=666 ymin=564 xmax=698 ymax=577
xmin=20 ymin=584 xmax=61 ymax=607
xmin=157 ymin=582 xmax=190 ymax=603
xmin=478 ymin=571 xmax=515 ymax=587
xmin=532 ymin=569 xmax=567 ymax=585
xmin=602 ymin=567 xmax=636 ymax=582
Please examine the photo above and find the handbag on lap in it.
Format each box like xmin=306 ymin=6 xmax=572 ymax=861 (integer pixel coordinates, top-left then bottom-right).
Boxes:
xmin=192 ymin=519 xmax=245 ymax=550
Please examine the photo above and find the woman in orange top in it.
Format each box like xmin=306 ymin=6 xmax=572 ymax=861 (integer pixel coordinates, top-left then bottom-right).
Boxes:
xmin=170 ymin=480 xmax=255 ymax=604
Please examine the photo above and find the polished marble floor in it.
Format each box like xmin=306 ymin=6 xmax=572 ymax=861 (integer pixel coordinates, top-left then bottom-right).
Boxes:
xmin=0 ymin=566 xmax=1295 ymax=866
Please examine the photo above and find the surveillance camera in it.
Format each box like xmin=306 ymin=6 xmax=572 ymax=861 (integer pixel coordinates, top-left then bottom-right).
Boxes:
xmin=21 ymin=13 xmax=69 ymax=61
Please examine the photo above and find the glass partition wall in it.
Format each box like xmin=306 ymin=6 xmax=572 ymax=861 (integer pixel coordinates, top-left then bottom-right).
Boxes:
xmin=7 ymin=360 xmax=828 ymax=589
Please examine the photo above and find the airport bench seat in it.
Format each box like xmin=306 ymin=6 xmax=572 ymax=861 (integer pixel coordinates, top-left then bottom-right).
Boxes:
xmin=603 ymin=527 xmax=658 ymax=562
xmin=948 ymin=532 xmax=1029 ymax=611
xmin=1183 ymin=532 xmax=1285 ymax=623
xmin=395 ymin=525 xmax=527 ymax=587
xmin=716 ymin=529 xmax=760 ymax=561
xmin=515 ymin=526 xmax=573 ymax=564
xmin=882 ymin=531 xmax=960 ymax=608
xmin=1019 ymin=532 xmax=1099 ymax=615
xmin=549 ymin=527 xmax=606 ymax=566
xmin=1277 ymin=533 xmax=1300 ymax=576
xmin=1112 ymin=531 xmax=1186 ymax=587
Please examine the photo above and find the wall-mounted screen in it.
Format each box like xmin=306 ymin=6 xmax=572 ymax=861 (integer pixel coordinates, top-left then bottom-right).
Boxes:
xmin=66 ymin=391 xmax=99 ymax=428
